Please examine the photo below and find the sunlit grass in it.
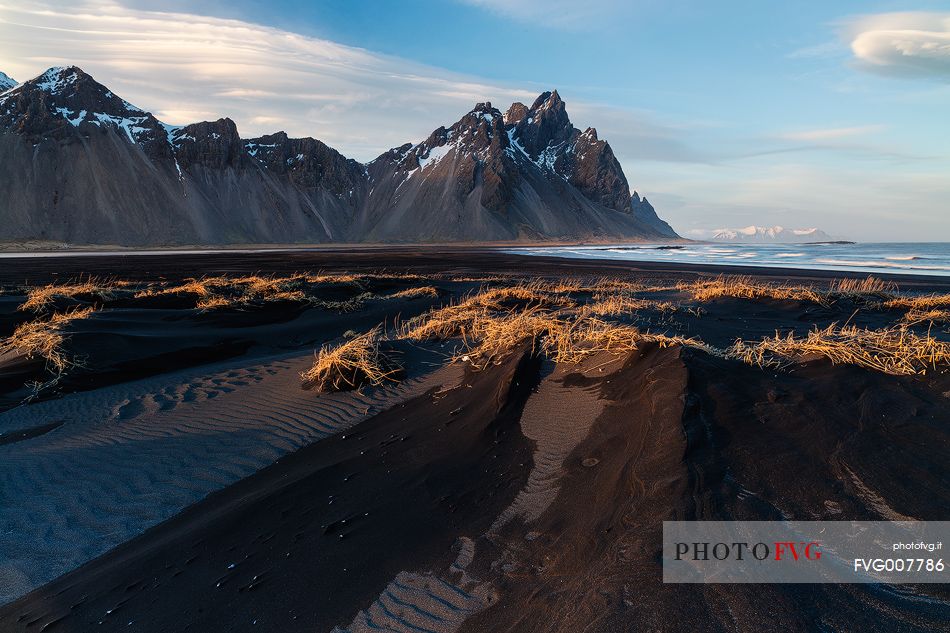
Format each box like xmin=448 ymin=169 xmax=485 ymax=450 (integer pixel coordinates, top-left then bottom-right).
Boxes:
xmin=301 ymin=325 xmax=402 ymax=392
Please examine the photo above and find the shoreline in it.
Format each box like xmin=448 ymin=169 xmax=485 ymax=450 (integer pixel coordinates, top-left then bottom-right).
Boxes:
xmin=2 ymin=247 xmax=949 ymax=289
xmin=0 ymin=238 xmax=694 ymax=255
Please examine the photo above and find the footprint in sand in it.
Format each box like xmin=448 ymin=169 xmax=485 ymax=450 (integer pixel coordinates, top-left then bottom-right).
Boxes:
xmin=115 ymin=398 xmax=146 ymax=421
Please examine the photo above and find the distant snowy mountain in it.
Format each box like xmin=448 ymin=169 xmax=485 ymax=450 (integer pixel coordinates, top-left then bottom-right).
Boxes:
xmin=711 ymin=225 xmax=836 ymax=243
xmin=0 ymin=71 xmax=16 ymax=92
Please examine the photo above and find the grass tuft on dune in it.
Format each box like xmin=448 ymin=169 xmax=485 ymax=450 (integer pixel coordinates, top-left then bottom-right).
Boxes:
xmin=19 ymin=277 xmax=121 ymax=312
xmin=677 ymin=274 xmax=911 ymax=307
xmin=301 ymin=326 xmax=403 ymax=392
xmin=383 ymin=286 xmax=440 ymax=300
xmin=885 ymin=293 xmax=950 ymax=311
xmin=677 ymin=275 xmax=826 ymax=304
xmin=397 ymin=282 xmax=950 ymax=376
xmin=136 ymin=275 xmax=310 ymax=309
xmin=133 ymin=272 xmax=440 ymax=311
xmin=830 ymin=276 xmax=896 ymax=296
xmin=730 ymin=324 xmax=950 ymax=376
xmin=583 ymin=294 xmax=677 ymax=317
xmin=902 ymin=308 xmax=950 ymax=325
xmin=1 ymin=306 xmax=94 ymax=373
xmin=400 ymin=284 xmax=714 ymax=368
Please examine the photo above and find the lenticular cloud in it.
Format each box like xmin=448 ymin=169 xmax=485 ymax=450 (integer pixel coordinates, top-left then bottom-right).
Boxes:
xmin=848 ymin=12 xmax=950 ymax=80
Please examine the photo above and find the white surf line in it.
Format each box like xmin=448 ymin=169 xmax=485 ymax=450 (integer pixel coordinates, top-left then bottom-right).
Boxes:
xmin=0 ymin=350 xmax=463 ymax=606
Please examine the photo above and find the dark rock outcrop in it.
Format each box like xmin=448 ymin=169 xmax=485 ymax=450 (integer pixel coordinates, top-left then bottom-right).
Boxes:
xmin=508 ymin=91 xmax=631 ymax=212
xmin=630 ymin=192 xmax=677 ymax=238
xmin=170 ymin=119 xmax=247 ymax=170
xmin=245 ymin=131 xmax=366 ymax=198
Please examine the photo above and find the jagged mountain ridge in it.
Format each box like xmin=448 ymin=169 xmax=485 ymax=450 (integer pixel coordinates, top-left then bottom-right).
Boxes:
xmin=0 ymin=66 xmax=678 ymax=246
xmin=630 ymin=191 xmax=677 ymax=238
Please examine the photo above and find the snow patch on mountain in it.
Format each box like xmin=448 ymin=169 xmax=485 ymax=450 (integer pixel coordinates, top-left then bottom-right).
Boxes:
xmin=418 ymin=143 xmax=452 ymax=170
xmin=0 ymin=71 xmax=16 ymax=93
xmin=54 ymin=107 xmax=87 ymax=127
xmin=34 ymin=66 xmax=80 ymax=94
xmin=90 ymin=111 xmax=154 ymax=144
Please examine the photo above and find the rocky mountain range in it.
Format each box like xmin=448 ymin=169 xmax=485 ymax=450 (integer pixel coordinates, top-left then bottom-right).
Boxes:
xmin=712 ymin=226 xmax=836 ymax=243
xmin=0 ymin=66 xmax=678 ymax=246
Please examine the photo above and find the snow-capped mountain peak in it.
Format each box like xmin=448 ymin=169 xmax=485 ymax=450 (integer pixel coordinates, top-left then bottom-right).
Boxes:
xmin=712 ymin=225 xmax=835 ymax=243
xmin=0 ymin=71 xmax=16 ymax=93
xmin=0 ymin=65 xmax=174 ymax=151
xmin=32 ymin=66 xmax=83 ymax=94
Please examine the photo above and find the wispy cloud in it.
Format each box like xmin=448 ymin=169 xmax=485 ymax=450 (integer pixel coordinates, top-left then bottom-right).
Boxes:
xmin=0 ymin=0 xmax=542 ymax=160
xmin=778 ymin=125 xmax=884 ymax=141
xmin=786 ymin=40 xmax=846 ymax=59
xmin=0 ymin=0 xmax=702 ymax=165
xmin=845 ymin=12 xmax=950 ymax=81
xmin=456 ymin=0 xmax=634 ymax=30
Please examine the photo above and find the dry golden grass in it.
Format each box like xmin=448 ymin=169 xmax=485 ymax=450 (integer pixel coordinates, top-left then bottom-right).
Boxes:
xmin=588 ymin=277 xmax=651 ymax=294
xmin=379 ymin=281 xmax=950 ymax=377
xmin=399 ymin=283 xmax=573 ymax=344
xmin=301 ymin=326 xmax=402 ymax=392
xmin=447 ymin=274 xmax=513 ymax=283
xmin=676 ymin=274 xmax=915 ymax=307
xmin=136 ymin=274 xmax=310 ymax=309
xmin=879 ymin=292 xmax=950 ymax=326
xmin=302 ymin=272 xmax=364 ymax=284
xmin=133 ymin=272 xmax=443 ymax=311
xmin=134 ymin=276 xmax=231 ymax=299
xmin=312 ymin=291 xmax=377 ymax=312
xmin=537 ymin=279 xmax=586 ymax=294
xmin=583 ymin=294 xmax=677 ymax=317
xmin=469 ymin=284 xmax=550 ymax=305
xmin=304 ymin=271 xmax=426 ymax=284
xmin=902 ymin=308 xmax=950 ymax=326
xmin=384 ymin=286 xmax=439 ymax=300
xmin=884 ymin=293 xmax=950 ymax=311
xmin=451 ymin=306 xmax=555 ymax=367
xmin=19 ymin=278 xmax=118 ymax=312
xmin=831 ymin=276 xmax=895 ymax=295
xmin=232 ymin=274 xmax=307 ymax=295
xmin=1 ymin=307 xmax=94 ymax=373
xmin=729 ymin=324 xmax=950 ymax=376
xmin=195 ymin=296 xmax=232 ymax=311
xmin=400 ymin=301 xmax=484 ymax=342
xmin=540 ymin=317 xmax=715 ymax=364
xmin=678 ymin=275 xmax=825 ymax=304
xmin=400 ymin=284 xmax=715 ymax=369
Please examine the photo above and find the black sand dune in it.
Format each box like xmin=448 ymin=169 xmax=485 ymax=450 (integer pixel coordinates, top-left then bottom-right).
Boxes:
xmin=0 ymin=250 xmax=948 ymax=632
xmin=464 ymin=347 xmax=950 ymax=633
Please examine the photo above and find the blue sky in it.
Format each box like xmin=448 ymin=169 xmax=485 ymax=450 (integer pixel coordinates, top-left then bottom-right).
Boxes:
xmin=1 ymin=0 xmax=948 ymax=240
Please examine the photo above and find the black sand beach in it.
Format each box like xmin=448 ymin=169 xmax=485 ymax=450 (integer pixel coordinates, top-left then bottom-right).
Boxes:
xmin=0 ymin=249 xmax=948 ymax=632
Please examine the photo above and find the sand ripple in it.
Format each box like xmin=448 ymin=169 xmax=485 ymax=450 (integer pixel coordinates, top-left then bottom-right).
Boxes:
xmin=0 ymin=350 xmax=459 ymax=605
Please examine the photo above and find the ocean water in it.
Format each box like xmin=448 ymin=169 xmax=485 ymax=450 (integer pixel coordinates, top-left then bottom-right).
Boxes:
xmin=507 ymin=242 xmax=950 ymax=277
